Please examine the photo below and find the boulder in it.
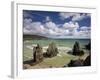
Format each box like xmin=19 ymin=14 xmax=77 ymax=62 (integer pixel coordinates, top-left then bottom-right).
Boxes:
xmin=68 ymin=59 xmax=84 ymax=67
xmin=83 ymin=55 xmax=91 ymax=66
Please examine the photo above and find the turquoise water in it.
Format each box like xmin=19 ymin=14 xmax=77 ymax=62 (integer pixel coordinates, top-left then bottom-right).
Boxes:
xmin=24 ymin=39 xmax=90 ymax=48
xmin=23 ymin=39 xmax=90 ymax=61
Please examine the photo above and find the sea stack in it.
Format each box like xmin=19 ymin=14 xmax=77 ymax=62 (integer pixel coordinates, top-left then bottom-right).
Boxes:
xmin=72 ymin=41 xmax=84 ymax=56
xmin=33 ymin=44 xmax=44 ymax=63
xmin=46 ymin=42 xmax=58 ymax=57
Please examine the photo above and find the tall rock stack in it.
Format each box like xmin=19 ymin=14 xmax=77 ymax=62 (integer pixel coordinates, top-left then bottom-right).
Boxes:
xmin=73 ymin=41 xmax=80 ymax=55
xmin=72 ymin=41 xmax=84 ymax=56
xmin=46 ymin=42 xmax=58 ymax=57
xmin=33 ymin=44 xmax=43 ymax=63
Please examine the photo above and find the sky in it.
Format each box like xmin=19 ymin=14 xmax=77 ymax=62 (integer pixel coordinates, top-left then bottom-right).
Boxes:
xmin=23 ymin=10 xmax=91 ymax=39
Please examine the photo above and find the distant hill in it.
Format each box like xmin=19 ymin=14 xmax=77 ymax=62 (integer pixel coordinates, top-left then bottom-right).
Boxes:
xmin=23 ymin=34 xmax=48 ymax=40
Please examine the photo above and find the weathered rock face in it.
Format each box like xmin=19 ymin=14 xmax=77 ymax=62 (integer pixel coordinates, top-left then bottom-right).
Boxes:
xmin=45 ymin=42 xmax=58 ymax=57
xmin=73 ymin=41 xmax=80 ymax=55
xmin=68 ymin=59 xmax=84 ymax=67
xmin=85 ymin=42 xmax=91 ymax=50
xmin=83 ymin=55 xmax=91 ymax=66
xmin=72 ymin=41 xmax=84 ymax=56
xmin=33 ymin=44 xmax=43 ymax=63
xmin=67 ymin=55 xmax=91 ymax=67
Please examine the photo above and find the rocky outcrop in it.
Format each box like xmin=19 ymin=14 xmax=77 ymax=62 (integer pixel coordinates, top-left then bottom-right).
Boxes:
xmin=67 ymin=55 xmax=91 ymax=67
xmin=68 ymin=59 xmax=84 ymax=67
xmin=33 ymin=44 xmax=44 ymax=63
xmin=85 ymin=42 xmax=91 ymax=50
xmin=44 ymin=42 xmax=58 ymax=57
xmin=72 ymin=41 xmax=84 ymax=56
xmin=83 ymin=55 xmax=91 ymax=66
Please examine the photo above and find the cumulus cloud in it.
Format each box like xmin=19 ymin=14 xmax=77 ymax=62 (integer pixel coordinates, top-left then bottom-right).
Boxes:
xmin=23 ymin=18 xmax=90 ymax=39
xmin=74 ymin=26 xmax=91 ymax=38
xmin=80 ymin=26 xmax=90 ymax=31
xmin=59 ymin=12 xmax=90 ymax=21
xmin=23 ymin=18 xmax=32 ymax=27
xmin=62 ymin=22 xmax=79 ymax=36
xmin=63 ymin=21 xmax=79 ymax=29
xmin=23 ymin=11 xmax=34 ymax=19
xmin=72 ymin=13 xmax=90 ymax=21
xmin=59 ymin=12 xmax=75 ymax=20
xmin=23 ymin=18 xmax=45 ymax=35
xmin=44 ymin=21 xmax=57 ymax=30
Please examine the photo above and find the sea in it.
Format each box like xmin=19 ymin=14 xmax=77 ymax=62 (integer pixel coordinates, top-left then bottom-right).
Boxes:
xmin=26 ymin=39 xmax=90 ymax=48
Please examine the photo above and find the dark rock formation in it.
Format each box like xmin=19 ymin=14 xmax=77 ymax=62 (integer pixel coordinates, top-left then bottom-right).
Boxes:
xmin=67 ymin=55 xmax=91 ymax=67
xmin=83 ymin=55 xmax=91 ymax=66
xmin=68 ymin=59 xmax=84 ymax=67
xmin=33 ymin=44 xmax=44 ymax=63
xmin=85 ymin=42 xmax=91 ymax=50
xmin=72 ymin=41 xmax=84 ymax=56
xmin=45 ymin=42 xmax=58 ymax=57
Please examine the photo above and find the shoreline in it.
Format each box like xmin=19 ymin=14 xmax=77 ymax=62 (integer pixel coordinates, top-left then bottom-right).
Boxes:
xmin=23 ymin=44 xmax=89 ymax=69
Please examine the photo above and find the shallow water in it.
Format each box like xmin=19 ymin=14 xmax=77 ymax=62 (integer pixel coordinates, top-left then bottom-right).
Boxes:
xmin=24 ymin=39 xmax=90 ymax=48
xmin=23 ymin=39 xmax=90 ymax=61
